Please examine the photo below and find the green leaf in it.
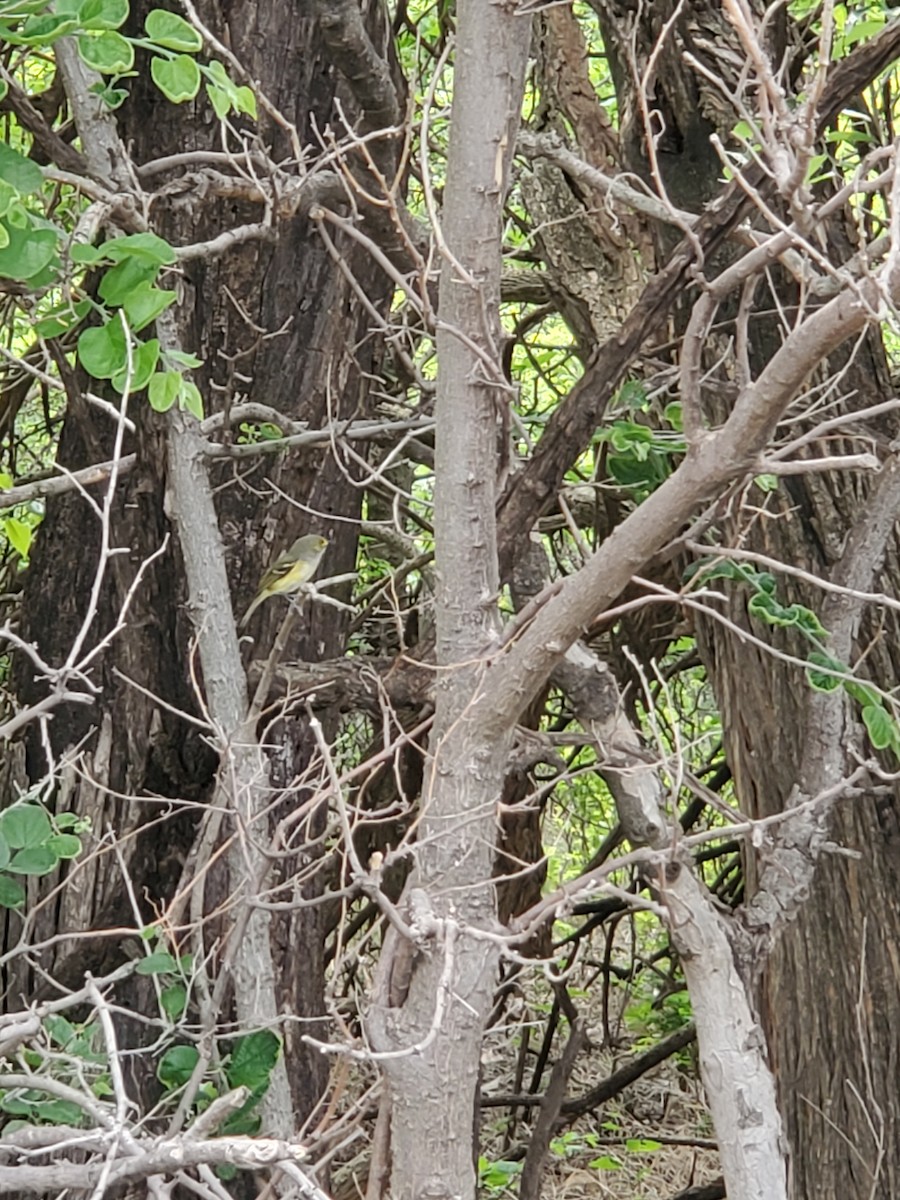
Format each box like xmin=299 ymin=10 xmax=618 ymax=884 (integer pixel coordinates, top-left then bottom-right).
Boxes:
xmin=179 ymin=379 xmax=204 ymax=420
xmin=754 ymin=473 xmax=780 ymax=493
xmin=0 ymin=1 xmax=52 ymax=18
xmin=161 ymin=983 xmax=187 ymax=1020
xmin=227 ymin=1030 xmax=280 ymax=1091
xmin=164 ymin=348 xmax=203 ymax=368
xmin=841 ymin=19 xmax=885 ymax=48
xmin=234 ymin=87 xmax=257 ymax=118
xmin=45 ymin=1014 xmax=77 ymax=1047
xmin=791 ymin=606 xmax=828 ymax=638
xmin=32 ymin=1098 xmax=84 ymax=1124
xmin=54 ymin=812 xmax=82 ymax=830
xmin=70 ymin=243 xmax=106 ymax=265
xmin=6 ymin=203 xmax=28 ymax=229
xmin=0 ymin=873 xmax=25 ymax=908
xmin=46 ymin=834 xmax=82 ymax=859
xmin=844 ymin=679 xmax=881 ymax=709
xmin=151 ymin=54 xmax=201 ymax=103
xmin=113 ymin=337 xmax=160 ymax=393
xmin=207 ymin=82 xmax=230 ymax=120
xmin=0 ymin=222 xmax=58 ymax=281
xmin=34 ymin=298 xmax=91 ymax=340
xmin=14 ymin=13 xmax=79 ymax=43
xmin=862 ymin=704 xmax=895 ymax=751
xmin=203 ymin=61 xmax=257 ymax=119
xmin=89 ymin=81 xmax=130 ymax=110
xmin=157 ymin=1043 xmax=199 ymax=1089
xmin=0 ymin=832 xmax=9 ymax=871
xmin=616 ymin=378 xmax=647 ymax=410
xmin=0 ymin=179 xmax=17 ymax=219
xmin=625 ymin=1138 xmax=661 ymax=1152
xmin=145 ymin=9 xmax=203 ymax=51
xmin=79 ymin=0 xmax=129 ymax=29
xmin=686 ymin=556 xmax=748 ymax=585
xmin=606 ymin=452 xmax=665 ymax=491
xmin=98 ymin=255 xmax=160 ymax=306
xmin=136 ymin=951 xmax=178 ymax=975
xmin=3 ymin=516 xmax=32 ymax=558
xmin=806 ymin=652 xmax=845 ymax=693
xmin=0 ymin=143 xmax=42 ymax=195
xmin=77 ymin=30 xmax=134 ymax=73
xmin=148 ymin=371 xmax=181 ymax=413
xmin=221 ymin=1107 xmax=262 ymax=1136
xmin=8 ymin=846 xmax=59 ymax=876
xmin=748 ymin=591 xmax=791 ymax=625
xmin=588 ymin=1155 xmax=622 ymax=1171
xmin=122 ymin=282 xmax=176 ymax=330
xmin=609 ymin=420 xmax=654 ymax=454
xmin=663 ymin=401 xmax=682 ymax=431
xmin=0 ymin=804 xmax=52 ymax=849
xmin=78 ymin=320 xmax=128 ymax=381
xmin=99 ymin=232 xmax=176 ymax=265
xmin=206 ymin=59 xmax=233 ymax=89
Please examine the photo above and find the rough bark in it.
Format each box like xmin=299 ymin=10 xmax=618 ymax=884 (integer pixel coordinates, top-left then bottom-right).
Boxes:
xmin=2 ymin=0 xmax=401 ymax=1132
xmin=588 ymin=4 xmax=900 ymax=1194
xmin=366 ymin=6 xmax=531 ymax=1200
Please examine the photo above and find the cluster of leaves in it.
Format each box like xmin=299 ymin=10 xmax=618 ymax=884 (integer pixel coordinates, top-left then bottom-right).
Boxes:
xmin=0 ymin=1 xmax=263 ymax=424
xmin=0 ymin=2 xmax=257 ymax=112
xmin=597 ymin=380 xmax=684 ymax=501
xmin=72 ymin=233 xmax=203 ymax=416
xmin=1 ymin=1018 xmax=279 ymax=1153
xmin=1 ymin=937 xmax=279 ymax=1141
xmin=478 ymin=1129 xmax=663 ymax=1196
xmin=0 ymin=803 xmax=84 ymax=908
xmin=158 ymin=1028 xmax=282 ymax=1140
xmin=133 ymin=937 xmax=281 ymax=1136
xmin=691 ymin=559 xmax=900 ymax=757
xmin=550 ymin=1127 xmax=662 ymax=1174
xmin=1 ymin=1014 xmax=108 ymax=1127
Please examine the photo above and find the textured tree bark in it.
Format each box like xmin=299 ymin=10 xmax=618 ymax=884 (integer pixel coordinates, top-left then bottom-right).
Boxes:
xmin=366 ymin=5 xmax=531 ymax=1199
xmin=2 ymin=0 xmax=401 ymax=1130
xmin=588 ymin=3 xmax=900 ymax=1195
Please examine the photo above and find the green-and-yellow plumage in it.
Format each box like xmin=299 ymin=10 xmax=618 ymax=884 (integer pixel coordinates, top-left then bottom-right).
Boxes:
xmin=239 ymin=533 xmax=329 ymax=629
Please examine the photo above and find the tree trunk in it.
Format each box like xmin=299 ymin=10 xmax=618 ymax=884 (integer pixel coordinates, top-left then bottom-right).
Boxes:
xmin=3 ymin=0 xmax=401 ymax=1128
xmin=367 ymin=5 xmax=531 ymax=1198
xmin=592 ymin=3 xmax=900 ymax=1194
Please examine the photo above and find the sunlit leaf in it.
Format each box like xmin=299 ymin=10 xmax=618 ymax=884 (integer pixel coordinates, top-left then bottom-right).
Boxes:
xmin=151 ymin=54 xmax=201 ymax=103
xmin=77 ymin=30 xmax=134 ymax=73
xmin=148 ymin=370 xmax=181 ymax=412
xmin=862 ymin=704 xmax=895 ymax=751
xmin=145 ymin=9 xmax=203 ymax=51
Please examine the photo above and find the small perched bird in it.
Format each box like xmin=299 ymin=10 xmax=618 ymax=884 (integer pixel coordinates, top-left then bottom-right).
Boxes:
xmin=239 ymin=533 xmax=329 ymax=629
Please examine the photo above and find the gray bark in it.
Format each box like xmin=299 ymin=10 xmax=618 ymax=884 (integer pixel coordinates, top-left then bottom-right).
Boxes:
xmin=366 ymin=5 xmax=531 ymax=1198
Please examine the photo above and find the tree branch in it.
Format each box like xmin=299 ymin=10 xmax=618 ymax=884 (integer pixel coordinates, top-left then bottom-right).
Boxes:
xmin=313 ymin=0 xmax=401 ymax=132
